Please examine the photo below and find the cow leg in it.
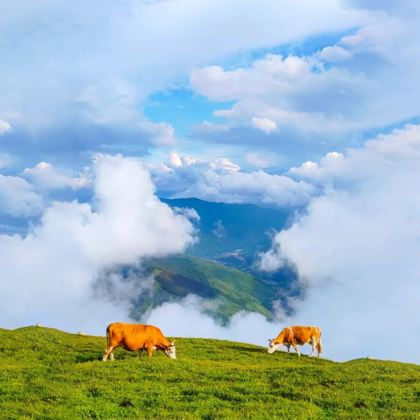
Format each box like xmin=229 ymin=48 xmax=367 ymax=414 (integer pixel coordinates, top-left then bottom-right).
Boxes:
xmin=291 ymin=342 xmax=300 ymax=357
xmin=316 ymin=339 xmax=322 ymax=357
xmin=103 ymin=345 xmax=117 ymax=361
xmin=309 ymin=338 xmax=315 ymax=357
xmin=146 ymin=345 xmax=154 ymax=358
xmin=286 ymin=344 xmax=291 ymax=353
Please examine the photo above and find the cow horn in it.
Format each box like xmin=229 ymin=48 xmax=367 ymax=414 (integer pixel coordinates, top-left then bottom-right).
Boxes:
xmin=171 ymin=340 xmax=176 ymax=345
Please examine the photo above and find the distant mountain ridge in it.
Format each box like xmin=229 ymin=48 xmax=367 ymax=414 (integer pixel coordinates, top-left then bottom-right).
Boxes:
xmin=126 ymin=199 xmax=301 ymax=322
xmin=162 ymin=197 xmax=295 ymax=269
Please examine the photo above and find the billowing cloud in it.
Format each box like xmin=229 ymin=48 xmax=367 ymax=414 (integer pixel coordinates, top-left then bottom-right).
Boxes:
xmin=190 ymin=3 xmax=420 ymax=155
xmin=0 ymin=155 xmax=196 ymax=332
xmin=176 ymin=169 xmax=314 ymax=207
xmin=146 ymin=295 xmax=277 ymax=345
xmin=260 ymin=124 xmax=420 ymax=363
xmin=0 ymin=174 xmax=43 ymax=217
xmin=151 ymin=154 xmax=315 ymax=207
xmin=22 ymin=162 xmax=90 ymax=191
xmin=0 ymin=0 xmax=362 ymax=167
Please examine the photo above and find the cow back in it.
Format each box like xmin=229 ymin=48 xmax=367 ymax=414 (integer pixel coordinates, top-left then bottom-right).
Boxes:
xmin=291 ymin=326 xmax=321 ymax=345
xmin=108 ymin=323 xmax=170 ymax=351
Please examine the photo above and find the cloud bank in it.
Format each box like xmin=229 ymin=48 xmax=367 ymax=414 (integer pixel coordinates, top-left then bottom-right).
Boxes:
xmin=0 ymin=0 xmax=361 ymax=166
xmin=0 ymin=174 xmax=43 ymax=217
xmin=260 ymin=124 xmax=420 ymax=363
xmin=0 ymin=155 xmax=196 ymax=333
xmin=151 ymin=153 xmax=315 ymax=207
xmin=190 ymin=2 xmax=420 ymax=165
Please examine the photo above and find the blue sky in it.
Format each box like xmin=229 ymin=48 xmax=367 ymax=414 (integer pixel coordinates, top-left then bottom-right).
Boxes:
xmin=1 ymin=1 xmax=419 ymax=177
xmin=143 ymin=28 xmax=357 ymax=137
xmin=144 ymin=87 xmax=235 ymax=137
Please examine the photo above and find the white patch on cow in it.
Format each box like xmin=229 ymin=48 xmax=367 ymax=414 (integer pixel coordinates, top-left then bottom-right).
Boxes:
xmin=267 ymin=340 xmax=281 ymax=354
xmin=164 ymin=345 xmax=176 ymax=360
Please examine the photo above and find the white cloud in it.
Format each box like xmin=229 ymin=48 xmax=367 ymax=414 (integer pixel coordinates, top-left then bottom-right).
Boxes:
xmin=251 ymin=117 xmax=278 ymax=134
xmin=210 ymin=158 xmax=240 ymax=173
xmin=175 ymin=167 xmax=314 ymax=207
xmin=169 ymin=152 xmax=183 ymax=168
xmin=22 ymin=162 xmax=90 ymax=191
xmin=260 ymin=124 xmax=420 ymax=363
xmin=145 ymin=295 xmax=278 ymax=347
xmin=0 ymin=154 xmax=196 ymax=333
xmin=190 ymin=4 xmax=420 ymax=148
xmin=289 ymin=152 xmax=344 ymax=180
xmin=173 ymin=207 xmax=200 ymax=222
xmin=77 ymin=80 xmax=177 ymax=147
xmin=191 ymin=55 xmax=316 ymax=102
xmin=317 ymin=45 xmax=353 ymax=62
xmin=149 ymin=153 xmax=315 ymax=207
xmin=0 ymin=119 xmax=12 ymax=135
xmin=0 ymin=0 xmax=361 ymax=135
xmin=0 ymin=174 xmax=43 ymax=217
xmin=168 ymin=151 xmax=198 ymax=169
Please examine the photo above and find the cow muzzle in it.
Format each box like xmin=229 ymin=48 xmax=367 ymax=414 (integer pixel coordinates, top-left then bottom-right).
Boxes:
xmin=267 ymin=339 xmax=278 ymax=354
xmin=165 ymin=345 xmax=176 ymax=360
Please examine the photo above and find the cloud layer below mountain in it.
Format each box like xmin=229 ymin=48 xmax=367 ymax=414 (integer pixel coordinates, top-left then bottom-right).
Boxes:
xmin=260 ymin=124 xmax=420 ymax=363
xmin=0 ymin=155 xmax=195 ymax=332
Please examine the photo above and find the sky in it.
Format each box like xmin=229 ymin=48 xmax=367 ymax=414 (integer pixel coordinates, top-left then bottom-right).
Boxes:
xmin=1 ymin=0 xmax=420 ymax=363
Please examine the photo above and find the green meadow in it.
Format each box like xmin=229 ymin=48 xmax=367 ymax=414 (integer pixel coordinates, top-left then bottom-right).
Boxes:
xmin=0 ymin=326 xmax=419 ymax=419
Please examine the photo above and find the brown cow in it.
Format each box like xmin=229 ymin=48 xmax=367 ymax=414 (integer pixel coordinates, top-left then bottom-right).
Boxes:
xmin=103 ymin=322 xmax=176 ymax=361
xmin=268 ymin=325 xmax=322 ymax=357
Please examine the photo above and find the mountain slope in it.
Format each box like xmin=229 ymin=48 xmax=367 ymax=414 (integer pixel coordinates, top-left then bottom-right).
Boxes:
xmin=1 ymin=327 xmax=419 ymax=418
xmin=132 ymin=255 xmax=277 ymax=322
xmin=163 ymin=198 xmax=294 ymax=268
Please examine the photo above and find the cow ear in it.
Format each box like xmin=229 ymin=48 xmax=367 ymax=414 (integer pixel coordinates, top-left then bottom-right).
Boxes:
xmin=171 ymin=340 xmax=176 ymax=346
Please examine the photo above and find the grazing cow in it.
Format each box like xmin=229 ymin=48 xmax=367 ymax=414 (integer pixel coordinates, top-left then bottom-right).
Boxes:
xmin=103 ymin=323 xmax=176 ymax=361
xmin=267 ymin=326 xmax=322 ymax=357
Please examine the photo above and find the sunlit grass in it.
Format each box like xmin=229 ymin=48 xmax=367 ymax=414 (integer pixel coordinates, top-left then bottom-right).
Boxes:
xmin=0 ymin=326 xmax=419 ymax=418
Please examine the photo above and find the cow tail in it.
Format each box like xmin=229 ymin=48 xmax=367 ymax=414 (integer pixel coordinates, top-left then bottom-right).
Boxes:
xmin=317 ymin=328 xmax=323 ymax=354
xmin=105 ymin=325 xmax=111 ymax=352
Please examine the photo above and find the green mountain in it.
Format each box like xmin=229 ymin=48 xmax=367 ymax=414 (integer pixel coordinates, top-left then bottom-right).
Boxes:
xmin=132 ymin=255 xmax=278 ymax=323
xmin=1 ymin=326 xmax=419 ymax=418
xmin=163 ymin=198 xmax=294 ymax=269
xmin=124 ymin=199 xmax=300 ymax=323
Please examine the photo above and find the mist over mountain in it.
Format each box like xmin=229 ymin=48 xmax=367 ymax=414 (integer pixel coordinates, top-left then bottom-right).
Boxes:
xmin=114 ymin=198 xmax=301 ymax=323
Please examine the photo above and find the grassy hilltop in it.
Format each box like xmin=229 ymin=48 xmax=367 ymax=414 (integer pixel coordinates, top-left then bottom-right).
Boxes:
xmin=0 ymin=327 xmax=419 ymax=419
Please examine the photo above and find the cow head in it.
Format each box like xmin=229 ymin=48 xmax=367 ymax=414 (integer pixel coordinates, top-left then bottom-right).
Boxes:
xmin=267 ymin=338 xmax=281 ymax=354
xmin=164 ymin=341 xmax=176 ymax=359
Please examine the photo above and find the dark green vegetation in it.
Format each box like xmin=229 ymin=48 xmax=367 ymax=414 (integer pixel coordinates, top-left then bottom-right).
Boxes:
xmin=163 ymin=198 xmax=293 ymax=268
xmin=1 ymin=327 xmax=419 ymax=419
xmin=136 ymin=255 xmax=275 ymax=323
xmin=118 ymin=199 xmax=300 ymax=323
